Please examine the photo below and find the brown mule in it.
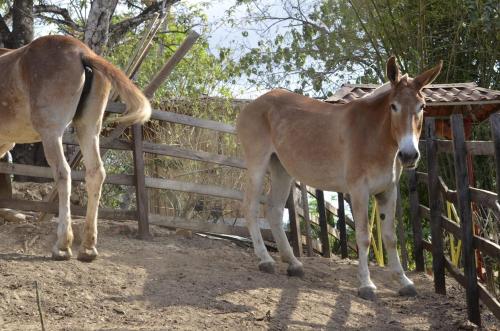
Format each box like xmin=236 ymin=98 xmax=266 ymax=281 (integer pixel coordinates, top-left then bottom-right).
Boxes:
xmin=0 ymin=35 xmax=151 ymax=261
xmin=237 ymin=56 xmax=442 ymax=300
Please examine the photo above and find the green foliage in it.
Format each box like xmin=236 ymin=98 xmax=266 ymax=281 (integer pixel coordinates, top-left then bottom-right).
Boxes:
xmin=231 ymin=0 xmax=499 ymax=96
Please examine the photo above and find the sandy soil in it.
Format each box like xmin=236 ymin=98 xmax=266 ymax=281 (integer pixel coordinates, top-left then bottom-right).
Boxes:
xmin=0 ymin=216 xmax=498 ymax=331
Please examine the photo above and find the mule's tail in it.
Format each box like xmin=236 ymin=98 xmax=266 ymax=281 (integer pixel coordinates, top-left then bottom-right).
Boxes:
xmin=81 ymin=53 xmax=151 ymax=125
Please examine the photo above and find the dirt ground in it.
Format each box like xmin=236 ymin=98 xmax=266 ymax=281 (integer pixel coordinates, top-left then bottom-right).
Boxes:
xmin=0 ymin=216 xmax=498 ymax=331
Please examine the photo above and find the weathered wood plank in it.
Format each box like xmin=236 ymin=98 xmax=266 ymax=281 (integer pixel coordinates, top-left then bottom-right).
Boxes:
xmin=300 ymin=183 xmax=313 ymax=257
xmin=0 ymin=199 xmax=136 ymax=220
xmin=491 ymin=113 xmax=500 ymax=202
xmin=445 ymin=257 xmax=500 ymax=321
xmin=440 ymin=215 xmax=461 ymax=239
xmin=316 ymin=189 xmax=331 ymax=258
xmin=143 ymin=31 xmax=200 ymax=98
xmin=106 ymin=103 xmax=236 ymax=134
xmin=451 ymin=113 xmax=480 ymax=325
xmin=425 ymin=118 xmax=446 ymax=295
xmin=478 ymin=282 xmax=500 ymax=321
xmin=408 ymin=169 xmax=425 ymax=272
xmin=436 ymin=139 xmax=494 ymax=156
xmin=474 ymin=235 xmax=500 ymax=261
xmin=396 ymin=183 xmax=408 ymax=270
xmin=337 ymin=192 xmax=348 ymax=259
xmin=145 ymin=177 xmax=245 ymax=201
xmin=286 ymin=185 xmax=302 ymax=257
xmin=142 ymin=142 xmax=245 ymax=169
xmin=0 ymin=162 xmax=134 ymax=186
xmin=149 ymin=214 xmax=276 ymax=242
xmin=133 ymin=124 xmax=150 ymax=239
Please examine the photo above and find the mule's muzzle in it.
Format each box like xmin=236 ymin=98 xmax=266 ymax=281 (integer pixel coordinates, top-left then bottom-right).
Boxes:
xmin=398 ymin=150 xmax=420 ymax=168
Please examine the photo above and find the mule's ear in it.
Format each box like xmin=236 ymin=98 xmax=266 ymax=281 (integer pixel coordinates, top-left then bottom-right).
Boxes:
xmin=386 ymin=56 xmax=400 ymax=85
xmin=413 ymin=60 xmax=443 ymax=90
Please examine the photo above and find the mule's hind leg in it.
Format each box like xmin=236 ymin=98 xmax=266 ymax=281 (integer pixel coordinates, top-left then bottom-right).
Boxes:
xmin=375 ymin=187 xmax=416 ymax=296
xmin=41 ymin=134 xmax=73 ymax=260
xmin=73 ymin=70 xmax=110 ymax=262
xmin=73 ymin=122 xmax=105 ymax=262
xmin=267 ymin=155 xmax=303 ymax=277
xmin=243 ymin=154 xmax=276 ymax=273
xmin=0 ymin=143 xmax=15 ymax=159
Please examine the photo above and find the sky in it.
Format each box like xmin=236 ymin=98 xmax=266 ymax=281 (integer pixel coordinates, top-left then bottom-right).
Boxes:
xmin=29 ymin=0 xmax=352 ymax=215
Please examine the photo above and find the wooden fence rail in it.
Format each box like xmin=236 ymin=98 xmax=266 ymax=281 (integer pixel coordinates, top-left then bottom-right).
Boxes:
xmin=410 ymin=114 xmax=500 ymax=325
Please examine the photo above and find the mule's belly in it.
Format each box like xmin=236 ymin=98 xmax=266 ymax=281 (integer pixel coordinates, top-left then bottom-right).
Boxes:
xmin=0 ymin=103 xmax=41 ymax=143
xmin=274 ymin=149 xmax=348 ymax=192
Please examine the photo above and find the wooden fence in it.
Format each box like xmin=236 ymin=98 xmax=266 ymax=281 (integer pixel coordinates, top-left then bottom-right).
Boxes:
xmin=408 ymin=113 xmax=500 ymax=326
xmin=0 ymin=101 xmax=359 ymax=258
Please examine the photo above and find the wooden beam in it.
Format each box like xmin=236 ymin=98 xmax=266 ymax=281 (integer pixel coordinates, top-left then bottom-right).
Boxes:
xmin=491 ymin=113 xmax=500 ymax=202
xmin=0 ymin=199 xmax=136 ymax=220
xmin=425 ymin=118 xmax=446 ymax=295
xmin=133 ymin=124 xmax=150 ymax=239
xmin=451 ymin=113 xmax=480 ymax=326
xmin=286 ymin=185 xmax=302 ymax=257
xmin=316 ymin=189 xmax=331 ymax=258
xmin=408 ymin=169 xmax=425 ymax=272
xmin=106 ymin=103 xmax=236 ymax=134
xmin=149 ymin=214 xmax=276 ymax=242
xmin=0 ymin=157 xmax=11 ymax=199
xmin=142 ymin=142 xmax=244 ymax=168
xmin=396 ymin=183 xmax=408 ymax=271
xmin=337 ymin=192 xmax=348 ymax=258
xmin=143 ymin=30 xmax=200 ymax=98
xmin=300 ymin=183 xmax=313 ymax=257
xmin=0 ymin=162 xmax=134 ymax=186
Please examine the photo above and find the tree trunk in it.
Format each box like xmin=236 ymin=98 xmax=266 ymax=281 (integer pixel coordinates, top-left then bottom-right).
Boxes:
xmin=10 ymin=0 xmax=34 ymax=48
xmin=84 ymin=0 xmax=119 ymax=54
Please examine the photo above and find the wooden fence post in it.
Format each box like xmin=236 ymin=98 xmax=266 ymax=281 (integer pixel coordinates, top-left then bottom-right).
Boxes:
xmin=133 ymin=124 xmax=150 ymax=239
xmin=408 ymin=169 xmax=425 ymax=272
xmin=491 ymin=113 xmax=500 ymax=202
xmin=286 ymin=185 xmax=302 ymax=257
xmin=425 ymin=117 xmax=446 ymax=294
xmin=0 ymin=154 xmax=11 ymax=199
xmin=451 ymin=114 xmax=480 ymax=326
xmin=396 ymin=183 xmax=408 ymax=271
xmin=300 ymin=183 xmax=313 ymax=257
xmin=316 ymin=189 xmax=331 ymax=258
xmin=337 ymin=192 xmax=348 ymax=258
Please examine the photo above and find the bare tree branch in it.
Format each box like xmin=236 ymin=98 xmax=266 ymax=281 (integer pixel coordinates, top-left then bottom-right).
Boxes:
xmin=33 ymin=4 xmax=81 ymax=32
xmin=109 ymin=0 xmax=180 ymax=45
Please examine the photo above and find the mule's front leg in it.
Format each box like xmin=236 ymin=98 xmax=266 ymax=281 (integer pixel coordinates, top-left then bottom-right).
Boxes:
xmin=376 ymin=188 xmax=416 ymax=296
xmin=351 ymin=190 xmax=377 ymax=300
xmin=42 ymin=136 xmax=74 ymax=260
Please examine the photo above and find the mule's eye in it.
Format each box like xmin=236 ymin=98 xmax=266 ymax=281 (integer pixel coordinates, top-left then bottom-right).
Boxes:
xmin=390 ymin=104 xmax=398 ymax=112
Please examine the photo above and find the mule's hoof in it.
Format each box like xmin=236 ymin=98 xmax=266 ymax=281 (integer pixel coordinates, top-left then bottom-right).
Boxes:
xmin=398 ymin=284 xmax=417 ymax=297
xmin=258 ymin=261 xmax=276 ymax=274
xmin=77 ymin=247 xmax=98 ymax=263
xmin=287 ymin=265 xmax=305 ymax=278
xmin=52 ymin=248 xmax=72 ymax=261
xmin=358 ymin=286 xmax=377 ymax=301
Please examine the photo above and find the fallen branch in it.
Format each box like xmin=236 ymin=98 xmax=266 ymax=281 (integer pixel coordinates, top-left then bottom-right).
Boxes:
xmin=35 ymin=281 xmax=46 ymax=331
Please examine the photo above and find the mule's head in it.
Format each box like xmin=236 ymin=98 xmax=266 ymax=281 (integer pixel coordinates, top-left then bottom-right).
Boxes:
xmin=387 ymin=56 xmax=442 ymax=168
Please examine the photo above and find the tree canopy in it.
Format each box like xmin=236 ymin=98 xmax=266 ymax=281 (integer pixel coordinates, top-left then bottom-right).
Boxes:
xmin=231 ymin=0 xmax=499 ymax=97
